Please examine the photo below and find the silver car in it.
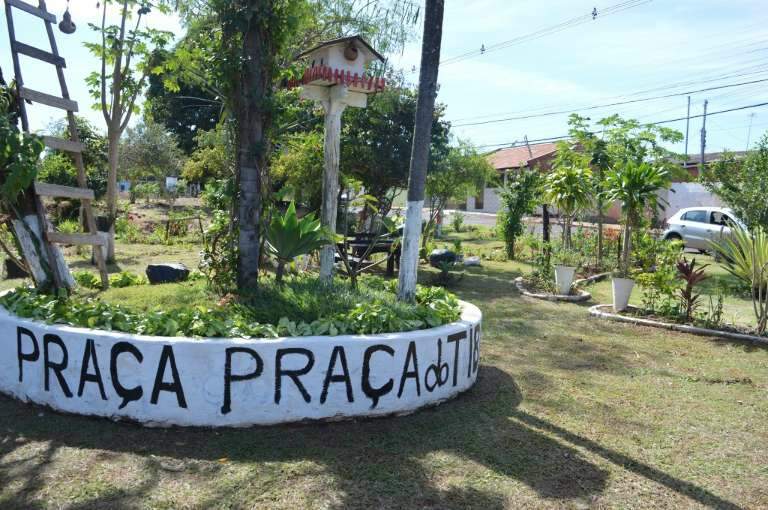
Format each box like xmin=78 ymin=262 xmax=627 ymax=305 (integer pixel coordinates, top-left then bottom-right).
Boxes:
xmin=662 ymin=207 xmax=746 ymax=251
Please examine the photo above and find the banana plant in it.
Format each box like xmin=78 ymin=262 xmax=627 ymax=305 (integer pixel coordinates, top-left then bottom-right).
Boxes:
xmin=265 ymin=202 xmax=333 ymax=283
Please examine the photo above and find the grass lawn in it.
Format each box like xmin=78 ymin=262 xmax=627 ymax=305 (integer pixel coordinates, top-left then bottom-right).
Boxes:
xmin=1 ymin=230 xmax=767 ymax=508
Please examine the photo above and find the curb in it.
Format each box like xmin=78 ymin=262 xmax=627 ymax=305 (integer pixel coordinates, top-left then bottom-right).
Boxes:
xmin=589 ymin=304 xmax=768 ymax=345
xmin=574 ymin=272 xmax=611 ymax=287
xmin=514 ymin=277 xmax=592 ymax=303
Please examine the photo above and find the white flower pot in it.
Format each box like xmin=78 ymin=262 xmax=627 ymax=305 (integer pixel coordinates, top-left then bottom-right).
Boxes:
xmin=612 ymin=277 xmax=635 ymax=312
xmin=554 ymin=265 xmax=577 ymax=295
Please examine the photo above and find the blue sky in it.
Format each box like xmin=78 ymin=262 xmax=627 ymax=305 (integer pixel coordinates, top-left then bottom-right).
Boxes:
xmin=3 ymin=0 xmax=768 ymax=156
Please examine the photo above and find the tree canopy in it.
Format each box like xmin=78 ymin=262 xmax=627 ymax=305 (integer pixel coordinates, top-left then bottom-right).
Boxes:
xmin=700 ymin=132 xmax=768 ymax=229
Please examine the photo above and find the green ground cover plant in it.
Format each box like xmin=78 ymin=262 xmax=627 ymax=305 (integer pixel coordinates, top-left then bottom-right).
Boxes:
xmin=0 ymin=275 xmax=461 ymax=338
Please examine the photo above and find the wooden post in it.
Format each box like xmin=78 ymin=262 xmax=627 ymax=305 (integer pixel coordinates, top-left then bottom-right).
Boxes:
xmin=319 ymin=86 xmax=348 ymax=283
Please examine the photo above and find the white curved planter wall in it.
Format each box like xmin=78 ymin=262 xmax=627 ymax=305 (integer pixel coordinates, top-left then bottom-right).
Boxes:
xmin=0 ymin=302 xmax=481 ymax=427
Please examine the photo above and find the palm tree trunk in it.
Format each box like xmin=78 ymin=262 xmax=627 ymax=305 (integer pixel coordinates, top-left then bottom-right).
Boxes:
xmin=397 ymin=0 xmax=445 ymax=302
xmin=621 ymin=223 xmax=632 ymax=275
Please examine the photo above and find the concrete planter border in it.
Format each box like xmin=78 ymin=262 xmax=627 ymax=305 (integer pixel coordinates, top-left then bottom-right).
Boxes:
xmin=573 ymin=272 xmax=611 ymax=286
xmin=589 ymin=304 xmax=768 ymax=345
xmin=0 ymin=301 xmax=482 ymax=428
xmin=514 ymin=277 xmax=592 ymax=303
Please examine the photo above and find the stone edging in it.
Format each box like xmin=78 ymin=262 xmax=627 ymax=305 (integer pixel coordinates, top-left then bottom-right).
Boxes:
xmin=514 ymin=277 xmax=592 ymax=303
xmin=574 ymin=272 xmax=611 ymax=286
xmin=589 ymin=304 xmax=768 ymax=345
xmin=0 ymin=300 xmax=482 ymax=428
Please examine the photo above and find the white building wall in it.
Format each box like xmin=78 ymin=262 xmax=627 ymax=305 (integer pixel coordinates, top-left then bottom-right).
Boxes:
xmin=467 ymin=187 xmax=502 ymax=214
xmin=659 ymin=183 xmax=722 ymax=221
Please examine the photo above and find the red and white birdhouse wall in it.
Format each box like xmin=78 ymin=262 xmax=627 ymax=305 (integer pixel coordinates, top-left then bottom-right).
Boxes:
xmin=289 ymin=35 xmax=386 ymax=94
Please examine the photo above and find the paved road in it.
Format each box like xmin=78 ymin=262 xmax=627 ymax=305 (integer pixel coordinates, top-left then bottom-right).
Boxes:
xmin=441 ymin=209 xmax=622 ymax=238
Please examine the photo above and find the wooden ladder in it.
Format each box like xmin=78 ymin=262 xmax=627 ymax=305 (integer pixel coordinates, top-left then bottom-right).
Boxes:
xmin=4 ymin=0 xmax=109 ymax=289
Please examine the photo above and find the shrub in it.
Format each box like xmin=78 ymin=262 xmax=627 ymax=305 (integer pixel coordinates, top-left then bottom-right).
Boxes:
xmin=451 ymin=211 xmax=465 ymax=233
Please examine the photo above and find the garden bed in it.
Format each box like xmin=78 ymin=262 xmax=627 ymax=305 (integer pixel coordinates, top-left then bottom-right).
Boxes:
xmin=589 ymin=304 xmax=768 ymax=345
xmin=0 ymin=292 xmax=482 ymax=427
xmin=514 ymin=276 xmax=592 ymax=303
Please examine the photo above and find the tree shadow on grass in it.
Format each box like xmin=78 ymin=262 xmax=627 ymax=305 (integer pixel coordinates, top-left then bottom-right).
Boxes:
xmin=0 ymin=365 xmax=744 ymax=509
xmin=0 ymin=366 xmax=607 ymax=509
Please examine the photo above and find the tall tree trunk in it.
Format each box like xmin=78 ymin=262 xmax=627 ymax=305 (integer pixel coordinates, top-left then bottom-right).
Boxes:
xmin=236 ymin=2 xmax=273 ymax=291
xmin=397 ymin=0 xmax=445 ymax=302
xmin=542 ymin=204 xmax=550 ymax=243
xmin=105 ymin=126 xmax=120 ymax=262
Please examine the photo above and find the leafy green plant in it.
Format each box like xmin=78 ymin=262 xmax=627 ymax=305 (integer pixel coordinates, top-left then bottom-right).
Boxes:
xmin=115 ymin=216 xmax=143 ymax=243
xmin=498 ymin=169 xmax=540 ymax=259
xmin=452 ymin=239 xmax=463 ymax=256
xmin=700 ymin=134 xmax=768 ymax=229
xmin=133 ymin=182 xmax=161 ymax=203
xmin=0 ymin=277 xmax=461 ymax=338
xmin=676 ymin=257 xmax=709 ymax=321
xmin=451 ymin=211 xmax=465 ymax=233
xmin=544 ymin=165 xmax=592 ymax=250
xmin=199 ymin=210 xmax=237 ymax=293
xmin=56 ymin=219 xmax=81 ymax=235
xmin=109 ymin=271 xmax=148 ymax=288
xmin=551 ymin=248 xmax=582 ymax=268
xmin=265 ymin=202 xmax=332 ymax=283
xmin=711 ymin=226 xmax=768 ymax=333
xmin=602 ymin=161 xmax=670 ymax=276
xmin=0 ymin=113 xmax=44 ymax=204
xmin=73 ymin=271 xmax=101 ymax=290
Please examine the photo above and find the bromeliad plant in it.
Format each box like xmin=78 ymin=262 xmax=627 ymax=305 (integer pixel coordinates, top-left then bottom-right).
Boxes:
xmin=265 ymin=202 xmax=333 ymax=283
xmin=676 ymin=257 xmax=709 ymax=321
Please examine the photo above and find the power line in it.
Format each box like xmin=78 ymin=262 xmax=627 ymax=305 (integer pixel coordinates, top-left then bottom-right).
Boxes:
xmin=440 ymin=0 xmax=653 ymax=66
xmin=449 ymin=61 xmax=768 ymax=123
xmin=452 ymin=78 xmax=768 ymax=127
xmin=473 ymin=101 xmax=768 ymax=150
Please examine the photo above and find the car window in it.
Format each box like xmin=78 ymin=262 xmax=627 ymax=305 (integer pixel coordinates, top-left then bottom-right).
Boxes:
xmin=710 ymin=211 xmax=732 ymax=226
xmin=682 ymin=210 xmax=708 ymax=223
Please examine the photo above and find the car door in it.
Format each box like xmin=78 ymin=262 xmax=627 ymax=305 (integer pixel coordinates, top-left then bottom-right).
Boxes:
xmin=679 ymin=209 xmax=709 ymax=249
xmin=709 ymin=211 xmax=731 ymax=246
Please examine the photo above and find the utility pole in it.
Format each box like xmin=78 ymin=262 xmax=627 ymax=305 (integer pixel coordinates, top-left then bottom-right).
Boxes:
xmin=524 ymin=134 xmax=534 ymax=158
xmin=746 ymin=113 xmax=756 ymax=151
xmin=700 ymin=100 xmax=708 ymax=173
xmin=684 ymin=95 xmax=691 ymax=156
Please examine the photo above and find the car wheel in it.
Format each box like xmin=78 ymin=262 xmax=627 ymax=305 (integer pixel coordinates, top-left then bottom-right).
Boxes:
xmin=665 ymin=233 xmax=683 ymax=242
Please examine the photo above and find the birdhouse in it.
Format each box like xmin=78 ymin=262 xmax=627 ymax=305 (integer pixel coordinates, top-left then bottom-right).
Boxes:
xmin=289 ymin=35 xmax=386 ymax=94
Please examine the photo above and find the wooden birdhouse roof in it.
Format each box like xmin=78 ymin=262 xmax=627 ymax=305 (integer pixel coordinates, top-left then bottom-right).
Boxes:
xmin=295 ymin=35 xmax=385 ymax=63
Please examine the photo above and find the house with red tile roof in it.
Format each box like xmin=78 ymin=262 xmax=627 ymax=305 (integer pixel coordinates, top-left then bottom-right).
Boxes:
xmin=467 ymin=142 xmax=728 ymax=223
xmin=466 ymin=142 xmax=559 ymax=213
